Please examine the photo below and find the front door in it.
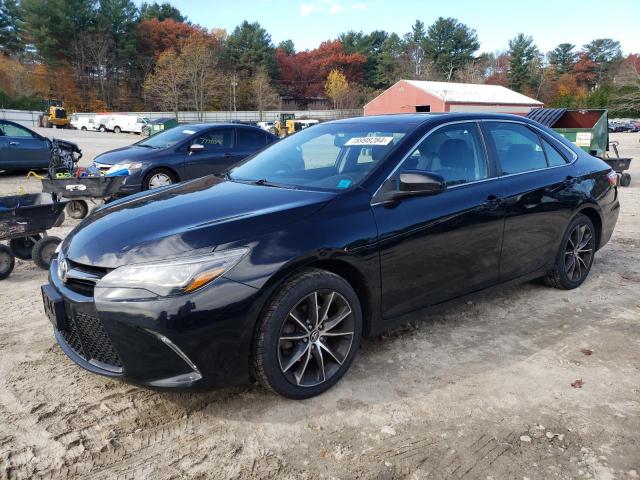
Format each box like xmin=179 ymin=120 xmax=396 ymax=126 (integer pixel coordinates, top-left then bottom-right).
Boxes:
xmin=0 ymin=121 xmax=49 ymax=169
xmin=184 ymin=128 xmax=235 ymax=180
xmin=372 ymin=122 xmax=505 ymax=319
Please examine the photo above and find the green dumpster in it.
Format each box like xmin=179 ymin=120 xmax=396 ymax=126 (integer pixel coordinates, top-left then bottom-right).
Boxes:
xmin=143 ymin=117 xmax=179 ymax=137
xmin=526 ymin=108 xmax=609 ymax=157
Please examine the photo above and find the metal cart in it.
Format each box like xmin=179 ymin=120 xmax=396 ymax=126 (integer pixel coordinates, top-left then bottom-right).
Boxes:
xmin=41 ymin=176 xmax=125 ymax=219
xmin=0 ymin=193 xmax=67 ymax=279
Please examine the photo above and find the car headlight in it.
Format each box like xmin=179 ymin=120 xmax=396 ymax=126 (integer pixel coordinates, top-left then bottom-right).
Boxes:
xmin=105 ymin=162 xmax=144 ymax=175
xmin=96 ymin=248 xmax=248 ymax=299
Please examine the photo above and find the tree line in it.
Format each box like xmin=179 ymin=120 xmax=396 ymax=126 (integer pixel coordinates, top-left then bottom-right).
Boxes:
xmin=0 ymin=0 xmax=638 ymax=117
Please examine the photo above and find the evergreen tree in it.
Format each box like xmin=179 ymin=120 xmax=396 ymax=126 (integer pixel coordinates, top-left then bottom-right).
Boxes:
xmin=507 ymin=33 xmax=540 ymax=92
xmin=423 ymin=17 xmax=479 ymax=81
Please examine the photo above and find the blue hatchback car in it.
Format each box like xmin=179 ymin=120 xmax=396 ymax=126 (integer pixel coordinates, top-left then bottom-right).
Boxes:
xmin=93 ymin=123 xmax=278 ymax=193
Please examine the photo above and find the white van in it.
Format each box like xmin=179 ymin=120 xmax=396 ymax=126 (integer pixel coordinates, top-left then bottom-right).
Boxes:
xmin=70 ymin=114 xmax=95 ymax=131
xmin=106 ymin=115 xmax=148 ymax=134
xmin=94 ymin=114 xmax=111 ymax=132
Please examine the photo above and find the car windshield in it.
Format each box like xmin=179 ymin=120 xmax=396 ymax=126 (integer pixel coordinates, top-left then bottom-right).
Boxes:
xmin=136 ymin=126 xmax=197 ymax=149
xmin=229 ymin=122 xmax=412 ymax=191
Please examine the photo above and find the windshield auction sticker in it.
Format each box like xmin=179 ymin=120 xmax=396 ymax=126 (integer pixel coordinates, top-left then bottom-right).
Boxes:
xmin=345 ymin=136 xmax=394 ymax=146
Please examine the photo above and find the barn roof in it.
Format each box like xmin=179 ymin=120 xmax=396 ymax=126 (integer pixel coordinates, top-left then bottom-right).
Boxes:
xmin=404 ymin=80 xmax=543 ymax=106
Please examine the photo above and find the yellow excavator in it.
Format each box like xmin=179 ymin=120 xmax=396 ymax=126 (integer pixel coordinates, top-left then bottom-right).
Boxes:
xmin=38 ymin=100 xmax=71 ymax=129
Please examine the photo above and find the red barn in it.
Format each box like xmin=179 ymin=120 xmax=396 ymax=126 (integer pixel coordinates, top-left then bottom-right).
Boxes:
xmin=364 ymin=80 xmax=543 ymax=116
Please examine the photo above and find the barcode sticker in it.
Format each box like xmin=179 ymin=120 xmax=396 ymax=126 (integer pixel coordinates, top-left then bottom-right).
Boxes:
xmin=345 ymin=136 xmax=394 ymax=146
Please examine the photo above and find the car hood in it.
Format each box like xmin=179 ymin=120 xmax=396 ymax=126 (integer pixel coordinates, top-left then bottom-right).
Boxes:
xmin=93 ymin=145 xmax=159 ymax=165
xmin=63 ymin=176 xmax=335 ymax=268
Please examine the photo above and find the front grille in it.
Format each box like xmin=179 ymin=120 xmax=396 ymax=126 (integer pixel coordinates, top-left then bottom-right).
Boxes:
xmin=61 ymin=311 xmax=123 ymax=372
xmin=63 ymin=259 xmax=108 ymax=296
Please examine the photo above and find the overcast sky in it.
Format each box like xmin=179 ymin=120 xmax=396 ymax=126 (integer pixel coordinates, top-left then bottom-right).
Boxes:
xmin=162 ymin=0 xmax=640 ymax=55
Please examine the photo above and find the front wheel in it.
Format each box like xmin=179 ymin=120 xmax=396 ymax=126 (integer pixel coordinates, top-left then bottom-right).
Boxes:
xmin=143 ymin=168 xmax=176 ymax=190
xmin=253 ymin=269 xmax=362 ymax=399
xmin=544 ymin=214 xmax=596 ymax=289
xmin=113 ymin=126 xmax=121 ymax=134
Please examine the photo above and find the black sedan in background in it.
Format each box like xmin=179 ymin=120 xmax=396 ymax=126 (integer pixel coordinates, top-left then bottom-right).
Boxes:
xmin=93 ymin=123 xmax=278 ymax=193
xmin=42 ymin=113 xmax=619 ymax=399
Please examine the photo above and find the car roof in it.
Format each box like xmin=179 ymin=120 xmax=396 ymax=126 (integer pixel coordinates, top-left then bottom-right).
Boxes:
xmin=328 ymin=112 xmax=540 ymax=127
xmin=181 ymin=122 xmax=263 ymax=130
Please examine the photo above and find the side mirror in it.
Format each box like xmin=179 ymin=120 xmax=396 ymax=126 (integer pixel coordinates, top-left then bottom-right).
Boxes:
xmin=189 ymin=143 xmax=204 ymax=154
xmin=398 ymin=171 xmax=446 ymax=197
xmin=377 ymin=170 xmax=446 ymax=205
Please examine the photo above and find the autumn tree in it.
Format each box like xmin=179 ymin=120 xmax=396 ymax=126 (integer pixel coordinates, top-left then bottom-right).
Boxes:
xmin=251 ymin=66 xmax=281 ymax=118
xmin=143 ymin=48 xmax=185 ymax=115
xmin=325 ymin=69 xmax=349 ymax=109
xmin=581 ymin=38 xmax=622 ymax=87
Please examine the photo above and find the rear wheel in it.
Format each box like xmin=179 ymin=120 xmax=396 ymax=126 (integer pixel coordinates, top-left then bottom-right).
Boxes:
xmin=67 ymin=200 xmax=89 ymax=219
xmin=544 ymin=214 xmax=596 ymax=289
xmin=9 ymin=235 xmax=41 ymax=260
xmin=99 ymin=125 xmax=106 ymax=133
xmin=143 ymin=168 xmax=176 ymax=190
xmin=32 ymin=236 xmax=61 ymax=270
xmin=253 ymin=269 xmax=362 ymax=399
xmin=0 ymin=245 xmax=15 ymax=280
xmin=81 ymin=126 xmax=87 ymax=131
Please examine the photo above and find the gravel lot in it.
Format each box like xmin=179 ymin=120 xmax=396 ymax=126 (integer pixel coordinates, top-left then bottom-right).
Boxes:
xmin=0 ymin=129 xmax=639 ymax=479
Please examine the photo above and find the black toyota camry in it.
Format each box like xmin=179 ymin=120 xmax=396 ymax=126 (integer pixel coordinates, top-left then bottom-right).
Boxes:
xmin=42 ymin=113 xmax=620 ymax=399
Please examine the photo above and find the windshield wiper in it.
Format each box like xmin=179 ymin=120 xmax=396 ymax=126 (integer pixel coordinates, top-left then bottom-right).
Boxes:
xmin=138 ymin=144 xmax=156 ymax=149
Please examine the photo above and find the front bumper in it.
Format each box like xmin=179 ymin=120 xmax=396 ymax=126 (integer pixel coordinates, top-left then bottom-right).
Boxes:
xmin=45 ymin=258 xmax=261 ymax=389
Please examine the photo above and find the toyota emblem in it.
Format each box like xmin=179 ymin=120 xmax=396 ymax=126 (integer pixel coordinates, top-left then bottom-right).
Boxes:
xmin=58 ymin=257 xmax=69 ymax=283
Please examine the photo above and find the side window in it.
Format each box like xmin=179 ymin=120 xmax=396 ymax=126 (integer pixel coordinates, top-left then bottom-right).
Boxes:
xmin=236 ymin=129 xmax=267 ymax=149
xmin=0 ymin=122 xmax=34 ymax=138
xmin=486 ymin=122 xmax=547 ymax=174
xmin=541 ymin=137 xmax=569 ymax=166
xmin=193 ymin=129 xmax=233 ymax=150
xmin=401 ymin=122 xmax=488 ymax=187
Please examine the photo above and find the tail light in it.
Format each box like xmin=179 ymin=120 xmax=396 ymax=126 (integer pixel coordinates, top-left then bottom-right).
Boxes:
xmin=605 ymin=170 xmax=618 ymax=186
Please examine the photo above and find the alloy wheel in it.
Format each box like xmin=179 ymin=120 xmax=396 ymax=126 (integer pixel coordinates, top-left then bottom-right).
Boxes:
xmin=278 ymin=290 xmax=355 ymax=388
xmin=564 ymin=223 xmax=594 ymax=282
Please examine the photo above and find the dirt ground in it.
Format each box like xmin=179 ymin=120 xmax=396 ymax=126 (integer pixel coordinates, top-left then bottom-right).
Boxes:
xmin=0 ymin=129 xmax=639 ymax=480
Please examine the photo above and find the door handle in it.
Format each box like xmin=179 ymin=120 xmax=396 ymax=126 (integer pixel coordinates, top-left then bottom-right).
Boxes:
xmin=9 ymin=141 xmax=19 ymax=146
xmin=482 ymin=194 xmax=503 ymax=209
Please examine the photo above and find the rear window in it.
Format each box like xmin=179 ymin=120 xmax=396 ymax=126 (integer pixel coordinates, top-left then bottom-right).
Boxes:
xmin=236 ymin=128 xmax=267 ymax=149
xmin=485 ymin=122 xmax=547 ymax=175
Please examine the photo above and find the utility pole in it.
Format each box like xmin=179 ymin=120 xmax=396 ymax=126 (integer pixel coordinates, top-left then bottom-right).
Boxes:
xmin=231 ymin=73 xmax=238 ymax=112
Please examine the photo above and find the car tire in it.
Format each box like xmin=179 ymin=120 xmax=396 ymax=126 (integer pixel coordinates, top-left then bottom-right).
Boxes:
xmin=67 ymin=200 xmax=89 ymax=219
xmin=9 ymin=235 xmax=41 ymax=260
xmin=0 ymin=244 xmax=15 ymax=280
xmin=81 ymin=126 xmax=87 ymax=131
xmin=143 ymin=168 xmax=176 ymax=190
xmin=114 ymin=126 xmax=121 ymax=134
xmin=544 ymin=214 xmax=596 ymax=290
xmin=253 ymin=268 xmax=362 ymax=399
xmin=99 ymin=125 xmax=106 ymax=133
xmin=32 ymin=236 xmax=62 ymax=270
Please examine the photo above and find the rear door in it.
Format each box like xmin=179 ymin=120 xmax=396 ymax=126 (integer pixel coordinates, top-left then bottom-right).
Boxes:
xmin=233 ymin=127 xmax=271 ymax=163
xmin=183 ymin=127 xmax=235 ymax=179
xmin=372 ymin=121 xmax=506 ymax=318
xmin=0 ymin=121 xmax=49 ymax=169
xmin=482 ymin=121 xmax=578 ymax=281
